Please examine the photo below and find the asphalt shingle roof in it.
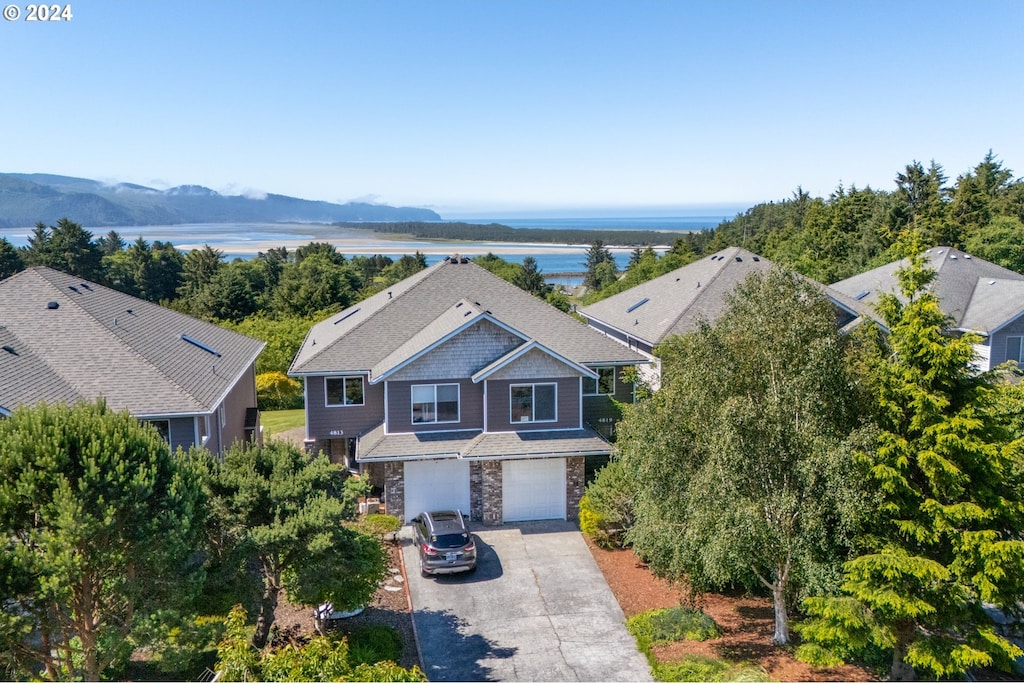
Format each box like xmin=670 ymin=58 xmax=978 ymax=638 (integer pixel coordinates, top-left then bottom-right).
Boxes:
xmin=830 ymin=246 xmax=1024 ymax=334
xmin=579 ymin=247 xmax=869 ymax=345
xmin=290 ymin=258 xmax=647 ymax=376
xmin=356 ymin=422 xmax=611 ymax=462
xmin=0 ymin=267 xmax=265 ymax=416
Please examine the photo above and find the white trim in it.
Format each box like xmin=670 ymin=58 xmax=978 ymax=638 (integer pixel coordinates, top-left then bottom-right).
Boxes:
xmin=487 ymin=426 xmax=587 ymax=434
xmin=324 ymin=375 xmax=365 ymax=407
xmin=383 ymin=427 xmax=482 ymax=436
xmin=473 ymin=340 xmax=598 ymax=383
xmin=411 ymin=382 xmax=461 ymax=425
xmin=578 ymin=376 xmax=583 ymax=428
xmin=384 ymin=382 xmax=390 ymax=435
xmin=370 ymin=311 xmax=528 ymax=384
xmin=509 ymin=382 xmax=558 ymax=424
xmin=303 ymin=376 xmax=310 ymax=441
xmin=483 ymin=381 xmax=488 ymax=432
xmin=984 ymin=308 xmax=1024 ymax=337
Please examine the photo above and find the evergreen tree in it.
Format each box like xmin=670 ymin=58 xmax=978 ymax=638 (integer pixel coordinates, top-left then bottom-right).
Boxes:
xmin=513 ymin=256 xmax=547 ymax=296
xmin=583 ymin=240 xmax=616 ymax=290
xmin=798 ymin=239 xmax=1024 ymax=679
xmin=206 ymin=441 xmax=386 ymax=649
xmin=0 ymin=237 xmax=25 ymax=279
xmin=0 ymin=401 xmax=206 ymax=681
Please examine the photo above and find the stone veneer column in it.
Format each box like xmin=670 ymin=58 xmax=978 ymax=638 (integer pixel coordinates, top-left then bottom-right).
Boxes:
xmin=469 ymin=461 xmax=483 ymax=522
xmin=481 ymin=460 xmax=503 ymax=525
xmin=384 ymin=461 xmax=405 ymax=521
xmin=566 ymin=456 xmax=585 ymax=521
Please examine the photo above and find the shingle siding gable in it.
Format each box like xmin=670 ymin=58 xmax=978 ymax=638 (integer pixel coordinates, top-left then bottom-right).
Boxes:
xmin=387 ymin=320 xmax=524 ymax=382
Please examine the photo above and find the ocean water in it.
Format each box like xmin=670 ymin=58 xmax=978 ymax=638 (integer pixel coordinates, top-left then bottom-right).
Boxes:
xmin=0 ymin=216 xmax=722 ymax=283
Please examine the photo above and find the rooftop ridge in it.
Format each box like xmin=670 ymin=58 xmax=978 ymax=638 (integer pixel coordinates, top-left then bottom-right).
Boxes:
xmin=24 ymin=267 xmax=213 ymax=411
xmin=661 ymin=246 xmax=750 ymax=334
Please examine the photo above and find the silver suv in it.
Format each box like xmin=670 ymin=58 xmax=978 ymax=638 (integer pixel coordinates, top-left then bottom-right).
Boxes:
xmin=411 ymin=510 xmax=477 ymax=576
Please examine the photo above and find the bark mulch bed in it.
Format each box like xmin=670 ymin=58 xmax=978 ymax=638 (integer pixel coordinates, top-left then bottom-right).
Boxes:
xmin=583 ymin=535 xmax=877 ymax=682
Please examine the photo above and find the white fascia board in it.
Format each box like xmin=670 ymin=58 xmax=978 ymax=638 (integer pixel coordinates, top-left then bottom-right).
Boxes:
xmin=472 ymin=340 xmax=599 ymax=383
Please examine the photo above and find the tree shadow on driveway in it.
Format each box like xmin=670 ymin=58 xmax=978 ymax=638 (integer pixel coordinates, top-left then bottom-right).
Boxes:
xmin=413 ymin=608 xmax=517 ymax=681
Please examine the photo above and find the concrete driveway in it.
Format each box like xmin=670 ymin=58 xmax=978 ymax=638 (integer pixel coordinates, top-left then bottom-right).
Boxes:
xmin=401 ymin=520 xmax=652 ymax=682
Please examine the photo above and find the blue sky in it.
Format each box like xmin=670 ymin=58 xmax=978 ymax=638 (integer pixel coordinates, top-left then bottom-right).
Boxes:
xmin=2 ymin=1 xmax=1021 ymax=217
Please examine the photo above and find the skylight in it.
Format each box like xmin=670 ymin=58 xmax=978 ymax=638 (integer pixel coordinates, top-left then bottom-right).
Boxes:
xmin=855 ymin=291 xmax=870 ymax=300
xmin=333 ymin=308 xmax=361 ymax=325
xmin=626 ymin=297 xmax=650 ymax=313
xmin=181 ymin=334 xmax=221 ymax=357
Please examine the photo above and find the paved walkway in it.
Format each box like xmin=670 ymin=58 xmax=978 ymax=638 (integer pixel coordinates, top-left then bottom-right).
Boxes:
xmin=402 ymin=520 xmax=652 ymax=682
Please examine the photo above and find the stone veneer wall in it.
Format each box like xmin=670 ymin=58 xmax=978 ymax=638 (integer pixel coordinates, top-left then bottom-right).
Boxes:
xmin=566 ymin=456 xmax=585 ymax=521
xmin=481 ymin=460 xmax=503 ymax=525
xmin=469 ymin=461 xmax=484 ymax=522
xmin=384 ymin=461 xmax=405 ymax=521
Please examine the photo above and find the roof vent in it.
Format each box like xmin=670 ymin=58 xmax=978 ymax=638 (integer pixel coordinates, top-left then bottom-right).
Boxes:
xmin=675 ymin=277 xmax=681 ymax=282
xmin=460 ymin=256 xmax=469 ymax=264
xmin=964 ymin=254 xmax=972 ymax=259
xmin=634 ymin=319 xmax=639 ymax=325
xmin=180 ymin=334 xmax=221 ymax=357
xmin=626 ymin=297 xmax=650 ymax=313
xmin=47 ymin=301 xmax=59 ymax=310
xmin=753 ymin=256 xmax=760 ymax=262
xmin=68 ymin=285 xmax=79 ymax=293
xmin=126 ymin=309 xmax=134 ymax=315
xmin=989 ymin=280 xmax=997 ymax=285
xmin=388 ymin=291 xmax=393 ymax=299
xmin=735 ymin=256 xmax=742 ymax=262
xmin=696 ymin=281 xmax=700 ymax=288
xmin=951 ymin=255 xmax=958 ymax=260
xmin=2 ymin=345 xmax=16 ymax=356
xmin=80 ymin=283 xmax=92 ymax=291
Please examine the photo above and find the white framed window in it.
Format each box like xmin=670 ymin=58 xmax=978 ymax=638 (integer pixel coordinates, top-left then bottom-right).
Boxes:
xmin=412 ymin=383 xmax=460 ymax=423
xmin=510 ymin=383 xmax=557 ymax=423
xmin=1007 ymin=336 xmax=1023 ymax=363
xmin=583 ymin=367 xmax=615 ymax=395
xmin=199 ymin=414 xmax=210 ymax=446
xmin=325 ymin=376 xmax=364 ymax=407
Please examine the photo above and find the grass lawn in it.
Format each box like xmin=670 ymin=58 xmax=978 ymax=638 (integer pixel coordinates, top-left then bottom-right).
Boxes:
xmin=261 ymin=408 xmax=305 ymax=436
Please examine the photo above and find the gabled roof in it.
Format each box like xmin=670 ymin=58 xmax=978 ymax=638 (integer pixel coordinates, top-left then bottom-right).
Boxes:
xmin=830 ymin=247 xmax=1024 ymax=335
xmin=0 ymin=267 xmax=265 ymax=416
xmin=471 ymin=340 xmax=598 ymax=383
xmin=289 ymin=258 xmax=647 ymax=376
xmin=579 ymin=247 xmax=867 ymax=346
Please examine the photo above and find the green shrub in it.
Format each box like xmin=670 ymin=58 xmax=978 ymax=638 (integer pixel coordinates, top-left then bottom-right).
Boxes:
xmin=627 ymin=607 xmax=721 ymax=650
xmin=652 ymin=656 xmax=769 ymax=682
xmin=355 ymin=513 xmax=401 ymax=541
xmin=256 ymin=371 xmax=304 ymax=410
xmin=578 ymin=459 xmax=635 ymax=549
xmin=345 ymin=625 xmax=403 ymax=666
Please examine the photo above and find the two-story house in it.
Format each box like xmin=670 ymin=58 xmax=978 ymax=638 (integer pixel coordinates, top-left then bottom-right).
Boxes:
xmin=830 ymin=246 xmax=1024 ymax=373
xmin=289 ymin=256 xmax=647 ymax=524
xmin=0 ymin=267 xmax=265 ymax=453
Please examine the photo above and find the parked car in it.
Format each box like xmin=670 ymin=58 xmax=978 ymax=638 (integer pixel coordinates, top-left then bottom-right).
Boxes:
xmin=411 ymin=509 xmax=477 ymax=576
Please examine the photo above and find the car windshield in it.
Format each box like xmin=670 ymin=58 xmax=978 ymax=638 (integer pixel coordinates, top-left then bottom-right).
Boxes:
xmin=431 ymin=532 xmax=470 ymax=549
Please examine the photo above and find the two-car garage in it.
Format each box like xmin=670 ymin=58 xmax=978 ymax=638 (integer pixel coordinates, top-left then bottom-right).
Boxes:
xmin=401 ymin=457 xmax=567 ymax=524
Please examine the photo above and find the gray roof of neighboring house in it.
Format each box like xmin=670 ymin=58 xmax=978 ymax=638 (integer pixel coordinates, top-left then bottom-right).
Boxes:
xmin=578 ymin=247 xmax=868 ymax=346
xmin=290 ymin=258 xmax=647 ymax=376
xmin=830 ymin=246 xmax=1024 ymax=335
xmin=356 ymin=422 xmax=611 ymax=462
xmin=0 ymin=267 xmax=265 ymax=416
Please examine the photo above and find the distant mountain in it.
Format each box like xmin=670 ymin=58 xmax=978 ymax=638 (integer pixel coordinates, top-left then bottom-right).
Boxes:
xmin=0 ymin=173 xmax=441 ymax=227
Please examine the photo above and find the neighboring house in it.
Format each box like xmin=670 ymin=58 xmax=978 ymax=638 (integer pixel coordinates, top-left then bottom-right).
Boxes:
xmin=830 ymin=246 xmax=1024 ymax=372
xmin=0 ymin=267 xmax=265 ymax=453
xmin=578 ymin=247 xmax=866 ymax=385
xmin=289 ymin=255 xmax=648 ymax=524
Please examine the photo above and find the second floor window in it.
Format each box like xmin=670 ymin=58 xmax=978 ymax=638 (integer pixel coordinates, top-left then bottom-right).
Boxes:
xmin=582 ymin=367 xmax=615 ymax=395
xmin=510 ymin=383 xmax=556 ymax=423
xmin=326 ymin=376 xmax=364 ymax=407
xmin=412 ymin=383 xmax=460 ymax=423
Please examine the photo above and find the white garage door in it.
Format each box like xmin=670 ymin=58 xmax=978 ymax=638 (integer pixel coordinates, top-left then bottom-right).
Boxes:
xmin=502 ymin=458 xmax=566 ymax=522
xmin=403 ymin=459 xmax=471 ymax=521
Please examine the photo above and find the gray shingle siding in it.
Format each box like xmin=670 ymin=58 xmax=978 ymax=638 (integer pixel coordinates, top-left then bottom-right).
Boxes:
xmin=386 ymin=320 xmax=524 ymax=382
xmin=485 ymin=377 xmax=580 ymax=431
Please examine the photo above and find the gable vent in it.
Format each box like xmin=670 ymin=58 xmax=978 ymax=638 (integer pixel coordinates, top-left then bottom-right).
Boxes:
xmin=181 ymin=334 xmax=221 ymax=357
